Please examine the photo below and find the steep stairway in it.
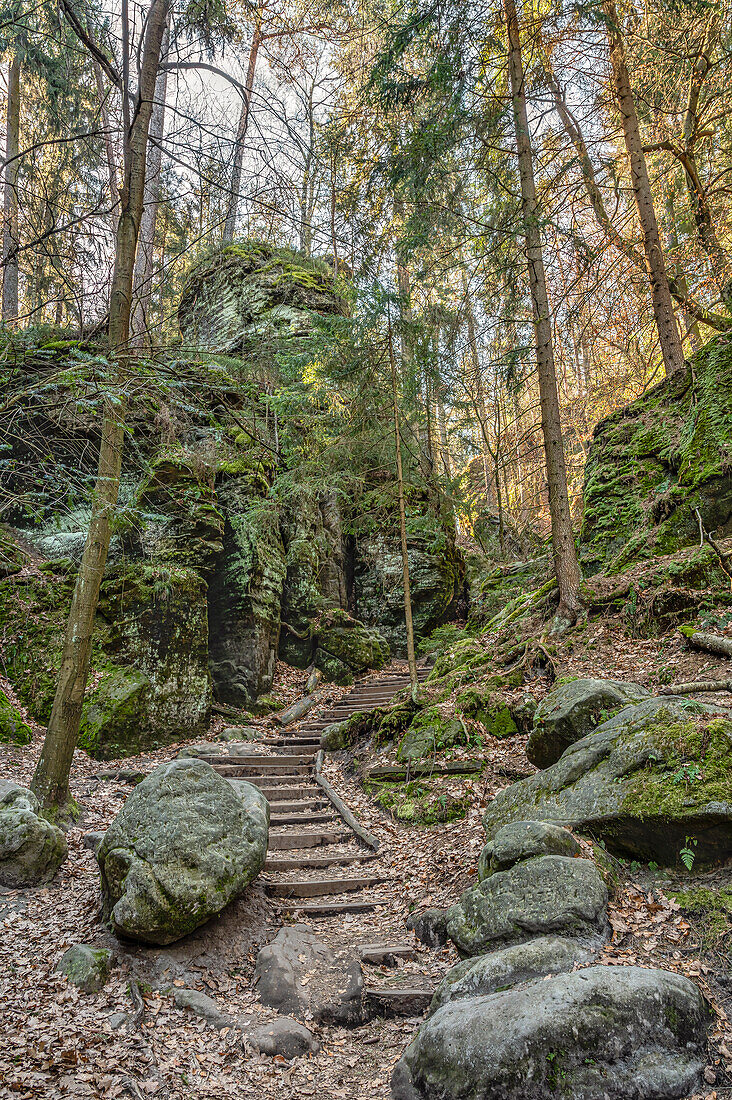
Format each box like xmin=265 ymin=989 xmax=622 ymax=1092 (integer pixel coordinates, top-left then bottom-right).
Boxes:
xmin=200 ymin=662 xmax=434 ymax=1014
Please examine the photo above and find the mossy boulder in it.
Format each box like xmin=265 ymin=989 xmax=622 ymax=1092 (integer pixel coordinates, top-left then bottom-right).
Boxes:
xmin=581 ymin=336 xmax=732 ymax=573
xmin=445 ymin=855 xmax=609 ymax=957
xmin=477 ymin=821 xmax=581 ymax=879
xmin=178 ymin=240 xmax=349 ymax=353
xmin=483 ymin=697 xmax=732 ymax=865
xmin=397 ymin=708 xmax=467 ymax=762
xmin=0 ymin=780 xmax=67 ymax=887
xmin=392 ymin=966 xmax=710 ymax=1100
xmin=314 ymin=610 xmax=390 ymax=684
xmin=78 ymin=669 xmax=152 ymax=758
xmin=97 ymin=759 xmax=269 ymax=944
xmin=527 ymin=678 xmax=651 ymax=769
xmin=0 ymin=690 xmax=32 ymax=745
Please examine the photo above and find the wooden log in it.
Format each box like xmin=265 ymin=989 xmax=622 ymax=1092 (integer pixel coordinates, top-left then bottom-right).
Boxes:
xmin=659 ymin=680 xmax=732 ymax=695
xmin=275 ymin=695 xmax=318 ymax=726
xmin=680 ymin=629 xmax=732 ymax=659
xmin=365 ymin=760 xmax=485 ymax=780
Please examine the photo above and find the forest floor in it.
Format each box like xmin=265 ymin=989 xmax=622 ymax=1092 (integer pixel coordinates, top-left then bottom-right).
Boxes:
xmin=1 ymin=613 xmax=731 ymax=1100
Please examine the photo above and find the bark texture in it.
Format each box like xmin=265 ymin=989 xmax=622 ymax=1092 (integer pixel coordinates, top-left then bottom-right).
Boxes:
xmin=2 ymin=55 xmax=20 ymax=324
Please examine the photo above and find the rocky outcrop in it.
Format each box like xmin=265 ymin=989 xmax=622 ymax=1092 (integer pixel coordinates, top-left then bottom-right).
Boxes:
xmin=527 ymin=677 xmax=651 ymax=769
xmin=97 ymin=759 xmax=268 ymax=944
xmin=483 ymin=697 xmax=732 ymax=864
xmin=254 ymin=924 xmax=363 ymax=1024
xmin=392 ymin=966 xmax=709 ymax=1100
xmin=178 ymin=241 xmax=348 ymax=353
xmin=0 ymin=779 xmax=67 ymax=887
xmin=355 ymin=530 xmax=463 ymax=656
xmin=477 ymin=820 xmax=581 ymax=878
xmin=581 ymin=335 xmax=732 ymax=573
xmin=313 ymin=610 xmax=390 ymax=685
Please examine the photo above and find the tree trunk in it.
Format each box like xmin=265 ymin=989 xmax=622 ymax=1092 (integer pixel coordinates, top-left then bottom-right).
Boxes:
xmin=504 ymin=0 xmax=583 ymax=626
xmin=131 ymin=19 xmax=170 ymax=347
xmin=222 ymin=13 xmax=262 ymax=242
xmin=2 ymin=55 xmax=20 ymax=325
xmin=603 ymin=0 xmax=685 ymax=376
xmin=388 ymin=323 xmax=419 ymax=700
xmin=32 ymin=0 xmax=171 ymax=813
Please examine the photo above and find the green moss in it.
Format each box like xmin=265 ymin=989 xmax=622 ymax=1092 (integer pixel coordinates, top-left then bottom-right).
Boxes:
xmin=366 ymin=778 xmax=472 ymax=825
xmin=667 ymin=886 xmax=732 ymax=950
xmin=77 ymin=669 xmax=151 ymax=758
xmin=456 ymin=689 xmax=519 ymax=739
xmin=0 ymin=689 xmax=32 ymax=745
xmin=622 ymin=717 xmax=732 ymax=823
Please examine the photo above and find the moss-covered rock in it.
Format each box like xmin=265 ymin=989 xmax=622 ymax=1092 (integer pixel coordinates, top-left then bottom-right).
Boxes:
xmin=135 ymin=453 xmax=224 ymax=570
xmin=0 ymin=780 xmax=68 ymax=887
xmin=456 ymin=688 xmax=519 ymax=740
xmin=207 ymin=479 xmax=286 ymax=705
xmin=397 ymin=708 xmax=468 ymax=762
xmin=581 ymin=336 xmax=732 ymax=573
xmin=178 ymin=240 xmax=349 ymax=353
xmin=483 ymin=697 xmax=732 ymax=865
xmin=368 ymin=779 xmax=472 ymax=825
xmin=314 ymin=609 xmax=389 ymax=684
xmin=56 ymin=944 xmax=113 ymax=992
xmin=0 ymin=690 xmax=32 ymax=745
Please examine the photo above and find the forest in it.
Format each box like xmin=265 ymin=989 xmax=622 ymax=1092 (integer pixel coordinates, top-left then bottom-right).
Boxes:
xmin=0 ymin=0 xmax=731 ymax=1097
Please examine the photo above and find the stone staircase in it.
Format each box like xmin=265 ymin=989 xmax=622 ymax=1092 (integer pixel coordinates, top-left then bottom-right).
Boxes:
xmin=199 ymin=662 xmax=434 ymax=1014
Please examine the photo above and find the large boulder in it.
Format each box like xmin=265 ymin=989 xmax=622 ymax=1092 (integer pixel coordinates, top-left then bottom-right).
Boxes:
xmin=445 ymin=855 xmax=608 ymax=957
xmin=0 ymin=780 xmax=67 ymax=887
xmin=314 ymin=610 xmax=390 ymax=684
xmin=527 ymin=677 xmax=651 ymax=769
xmin=483 ymin=697 xmax=732 ymax=864
xmin=392 ymin=966 xmax=710 ymax=1100
xmin=254 ymin=924 xmax=363 ymax=1024
xmin=397 ymin=708 xmax=467 ymax=763
xmin=97 ymin=759 xmax=268 ymax=944
xmin=429 ymin=936 xmax=597 ymax=1015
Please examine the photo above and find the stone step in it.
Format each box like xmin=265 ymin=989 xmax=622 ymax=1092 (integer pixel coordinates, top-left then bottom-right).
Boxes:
xmin=364 ymin=987 xmax=434 ymax=1016
xmin=263 ymin=875 xmax=386 ymax=898
xmin=269 ymin=812 xmax=339 ymax=826
xmin=267 ymin=830 xmax=351 ymax=850
xmin=360 ymin=944 xmax=417 ymax=965
xmin=274 ymin=897 xmax=388 ymax=916
xmin=264 ymin=852 xmax=379 ymax=872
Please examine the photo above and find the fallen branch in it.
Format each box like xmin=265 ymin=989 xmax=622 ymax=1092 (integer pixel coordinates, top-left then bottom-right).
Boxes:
xmin=659 ymin=679 xmax=732 ymax=695
xmin=694 ymin=507 xmax=732 ymax=581
xmin=680 ymin=628 xmax=732 ymax=659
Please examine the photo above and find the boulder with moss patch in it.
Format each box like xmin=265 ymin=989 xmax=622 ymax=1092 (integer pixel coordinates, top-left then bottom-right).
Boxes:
xmin=456 ymin=688 xmax=519 ymax=739
xmin=57 ymin=944 xmax=114 ymax=992
xmin=97 ymin=759 xmax=268 ymax=944
xmin=527 ymin=677 xmax=651 ymax=769
xmin=397 ymin=708 xmax=468 ymax=763
xmin=483 ymin=697 xmax=732 ymax=865
xmin=314 ymin=610 xmax=389 ymax=684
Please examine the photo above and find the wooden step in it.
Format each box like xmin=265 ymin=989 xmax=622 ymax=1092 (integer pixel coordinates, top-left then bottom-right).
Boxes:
xmin=257 ymin=786 xmax=320 ymax=801
xmin=262 ymin=741 xmax=319 ymax=752
xmin=360 ymin=944 xmax=417 ymax=966
xmin=209 ymin=754 xmax=313 ymax=767
xmin=275 ymin=897 xmax=388 ymax=916
xmin=240 ymin=773 xmax=313 ymax=785
xmin=264 ymin=852 xmax=379 ymax=871
xmin=214 ymin=765 xmax=311 ymax=779
xmin=270 ymin=812 xmax=339 ymax=826
xmin=267 ymin=831 xmax=351 ymax=850
xmin=267 ymin=800 xmax=328 ymax=814
xmin=264 ymin=874 xmax=386 ymax=898
xmin=364 ymin=987 xmax=434 ymax=1016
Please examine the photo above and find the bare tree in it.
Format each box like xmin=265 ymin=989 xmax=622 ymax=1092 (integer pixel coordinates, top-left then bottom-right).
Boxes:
xmin=2 ymin=53 xmax=20 ymax=323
